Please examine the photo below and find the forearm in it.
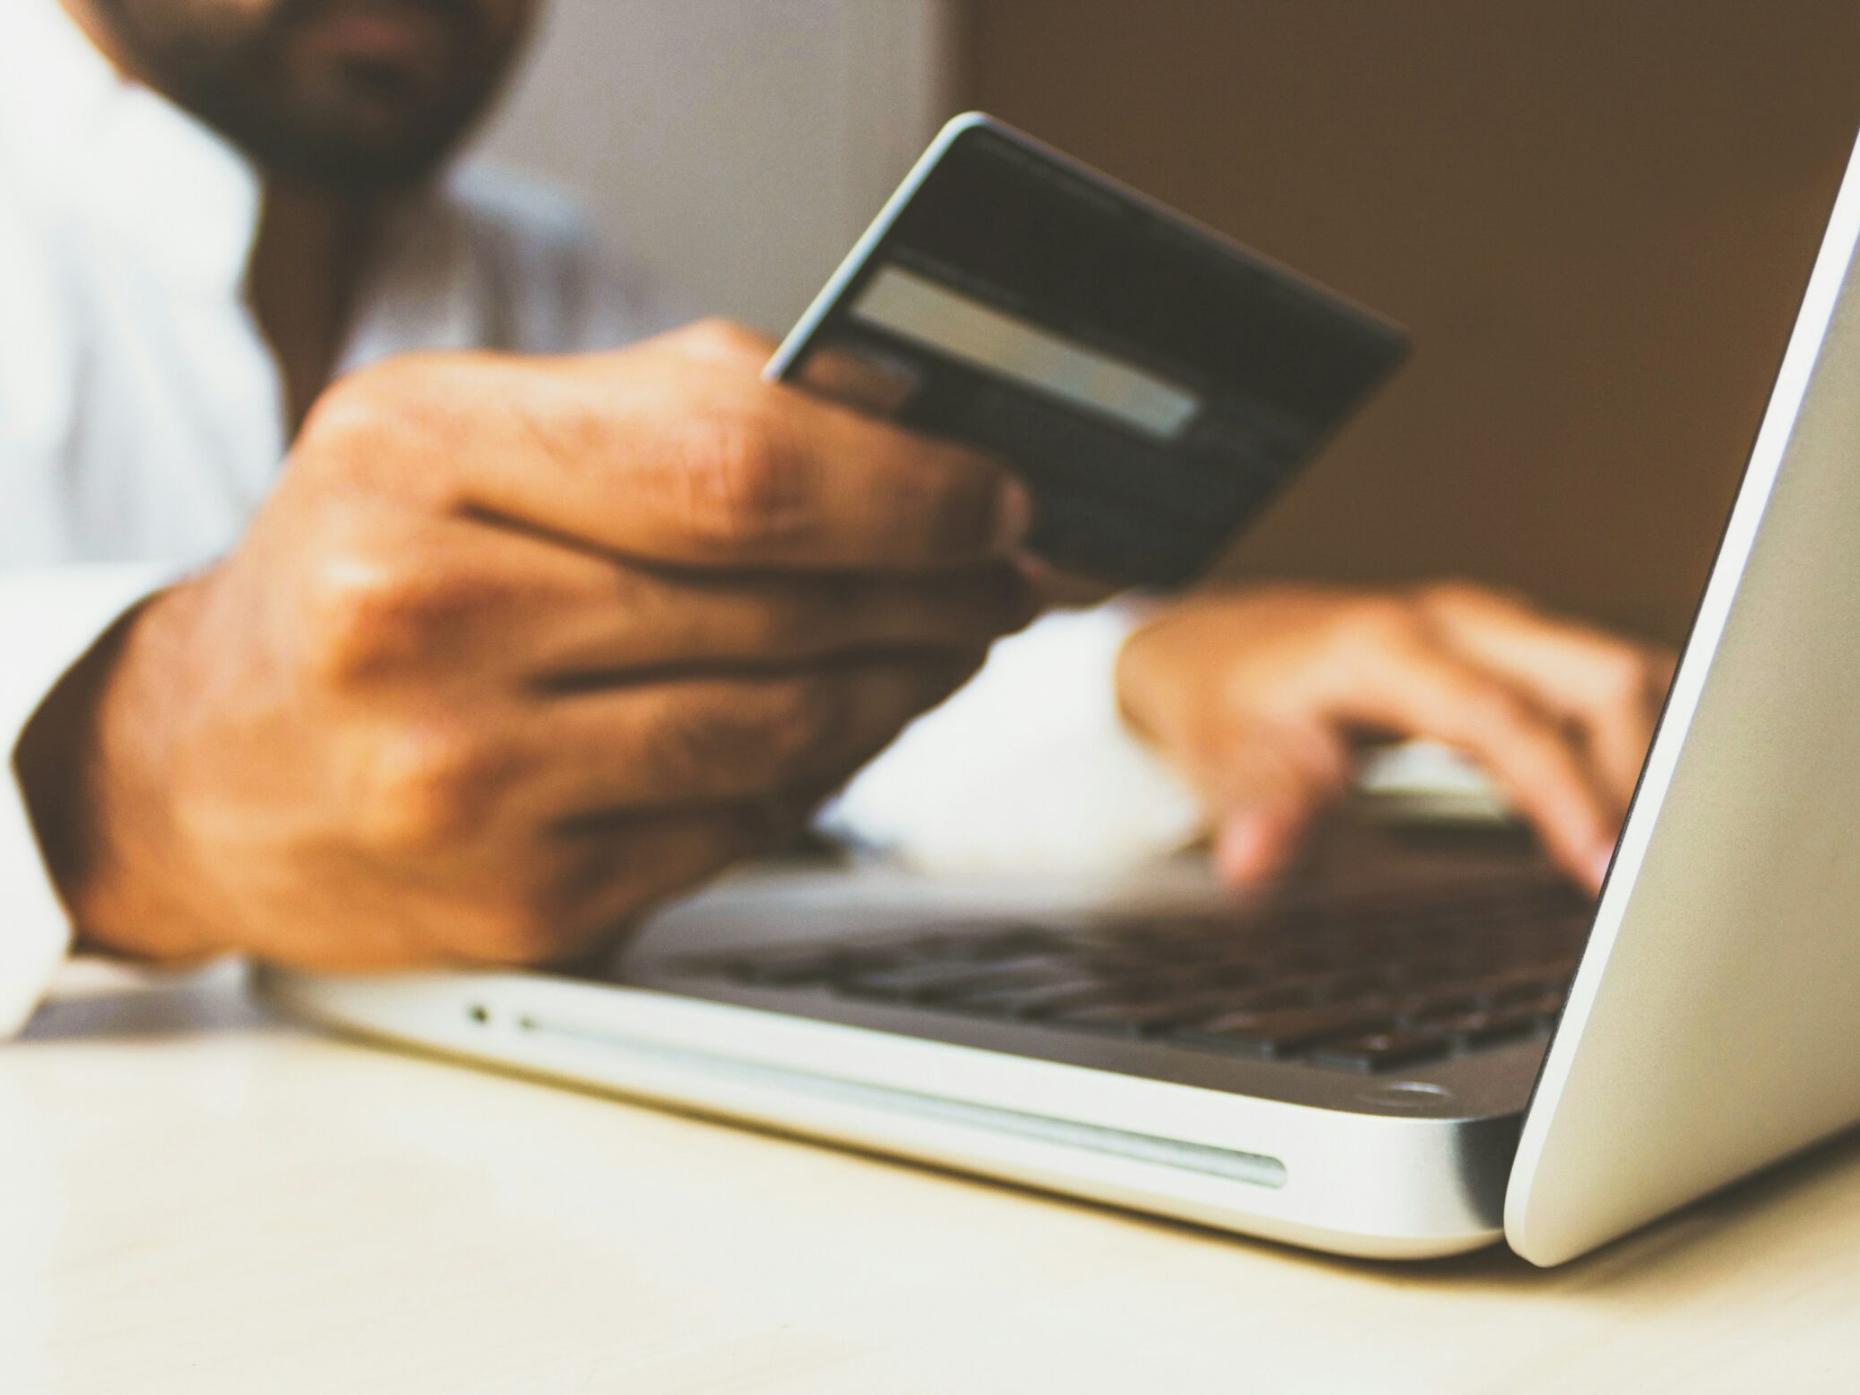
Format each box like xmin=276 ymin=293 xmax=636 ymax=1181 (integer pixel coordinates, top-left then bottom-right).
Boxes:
xmin=0 ymin=563 xmax=179 ymax=1035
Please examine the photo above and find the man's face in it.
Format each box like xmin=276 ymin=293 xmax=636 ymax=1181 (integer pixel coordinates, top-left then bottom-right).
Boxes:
xmin=80 ymin=0 xmax=540 ymax=191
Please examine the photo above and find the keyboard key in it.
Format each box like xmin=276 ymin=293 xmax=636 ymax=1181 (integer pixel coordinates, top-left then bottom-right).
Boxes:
xmin=1044 ymin=996 xmax=1227 ymax=1037
xmin=953 ymin=928 xmax=1071 ymax=961
xmin=1217 ymin=984 xmax=1326 ymax=1013
xmin=834 ymin=963 xmax=1027 ymax=1003
xmin=938 ymin=975 xmax=1128 ymax=1020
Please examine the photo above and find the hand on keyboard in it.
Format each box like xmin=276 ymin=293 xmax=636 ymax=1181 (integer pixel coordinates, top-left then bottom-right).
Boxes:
xmin=1114 ymin=582 xmax=1675 ymax=893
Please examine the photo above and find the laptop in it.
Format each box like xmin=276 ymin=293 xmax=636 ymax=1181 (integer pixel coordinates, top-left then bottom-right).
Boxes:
xmin=260 ymin=125 xmax=1860 ymax=1269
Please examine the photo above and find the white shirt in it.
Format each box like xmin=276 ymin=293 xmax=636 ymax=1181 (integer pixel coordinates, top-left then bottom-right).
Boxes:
xmin=0 ymin=0 xmax=1202 ymax=1035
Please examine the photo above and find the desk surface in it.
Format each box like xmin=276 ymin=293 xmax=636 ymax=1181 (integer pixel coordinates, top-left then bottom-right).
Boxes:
xmin=5 ymin=961 xmax=1859 ymax=1394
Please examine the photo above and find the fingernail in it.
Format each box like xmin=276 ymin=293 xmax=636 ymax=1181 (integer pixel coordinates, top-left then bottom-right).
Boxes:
xmin=1590 ymin=846 xmax=1616 ymax=891
xmin=1214 ymin=816 xmax=1271 ymax=886
xmin=993 ymin=478 xmax=1035 ymax=553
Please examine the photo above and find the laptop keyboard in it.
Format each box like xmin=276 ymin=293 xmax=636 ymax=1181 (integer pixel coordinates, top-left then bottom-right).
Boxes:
xmin=672 ymin=878 xmax=1593 ymax=1073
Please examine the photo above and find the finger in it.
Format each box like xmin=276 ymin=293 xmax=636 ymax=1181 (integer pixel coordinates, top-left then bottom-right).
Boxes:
xmin=1416 ymin=585 xmax=1673 ymax=806
xmin=1213 ymin=804 xmax=1315 ymax=888
xmin=321 ymin=340 xmax=1033 ymax=572
xmin=1334 ymin=634 xmax=1619 ymax=890
xmin=526 ymin=562 xmax=1037 ymax=683
xmin=443 ymin=801 xmax=797 ymax=967
xmin=315 ymin=511 xmax=1036 ymax=682
xmin=553 ymin=796 xmax=827 ymax=957
xmin=515 ymin=653 xmax=985 ymax=815
xmin=654 ymin=318 xmax=781 ymax=367
xmin=1187 ymin=721 xmax=1349 ymax=888
xmin=638 ymin=380 xmax=1034 ymax=570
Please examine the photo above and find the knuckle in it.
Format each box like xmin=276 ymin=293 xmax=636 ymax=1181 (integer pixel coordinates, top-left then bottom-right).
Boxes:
xmin=296 ymin=358 xmax=439 ymax=472
xmin=299 ymin=550 xmax=406 ymax=688
xmin=676 ymin=317 xmax=771 ymax=362
xmin=349 ymin=723 xmax=511 ymax=856
xmin=1414 ymin=578 xmax=1488 ymax=616
xmin=298 ymin=544 xmax=459 ymax=687
xmin=674 ymin=410 xmax=812 ymax=554
xmin=297 ymin=367 xmax=392 ymax=452
xmin=1345 ymin=595 xmax=1424 ymax=650
xmin=1415 ymin=579 xmax=1545 ymax=637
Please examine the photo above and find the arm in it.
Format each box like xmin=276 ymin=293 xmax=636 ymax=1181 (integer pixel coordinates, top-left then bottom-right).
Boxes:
xmin=1 ymin=565 xmax=174 ymax=1034
xmin=835 ymin=581 xmax=1675 ymax=892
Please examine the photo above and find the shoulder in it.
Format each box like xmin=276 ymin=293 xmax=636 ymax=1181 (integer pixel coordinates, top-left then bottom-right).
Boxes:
xmin=439 ymin=163 xmax=680 ymax=351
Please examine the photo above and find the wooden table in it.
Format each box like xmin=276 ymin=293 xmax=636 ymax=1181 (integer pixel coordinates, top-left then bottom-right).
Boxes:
xmin=5 ymin=959 xmax=1858 ymax=1393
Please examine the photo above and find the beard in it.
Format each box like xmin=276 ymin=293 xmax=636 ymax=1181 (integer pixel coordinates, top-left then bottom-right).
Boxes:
xmin=88 ymin=0 xmax=532 ymax=193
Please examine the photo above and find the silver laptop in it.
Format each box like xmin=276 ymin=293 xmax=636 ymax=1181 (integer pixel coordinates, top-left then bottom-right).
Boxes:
xmin=261 ymin=127 xmax=1860 ymax=1269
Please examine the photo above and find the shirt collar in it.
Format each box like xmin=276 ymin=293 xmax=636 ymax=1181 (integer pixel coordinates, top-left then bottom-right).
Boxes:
xmin=338 ymin=186 xmax=505 ymax=372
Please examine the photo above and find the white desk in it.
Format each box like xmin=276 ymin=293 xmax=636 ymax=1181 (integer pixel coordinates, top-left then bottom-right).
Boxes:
xmin=5 ymin=960 xmax=1859 ymax=1393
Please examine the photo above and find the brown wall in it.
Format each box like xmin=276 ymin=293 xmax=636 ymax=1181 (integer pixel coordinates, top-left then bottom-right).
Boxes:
xmin=958 ymin=1 xmax=1860 ymax=643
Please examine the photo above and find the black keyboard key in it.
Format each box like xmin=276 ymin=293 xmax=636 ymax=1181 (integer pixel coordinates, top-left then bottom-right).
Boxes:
xmin=951 ymin=928 xmax=1071 ymax=961
xmin=1308 ymin=1032 xmax=1454 ymax=1073
xmin=939 ymin=975 xmax=1127 ymax=1020
xmin=835 ymin=962 xmax=1025 ymax=1003
xmin=1217 ymin=984 xmax=1326 ymax=1013
xmin=1044 ymin=996 xmax=1227 ymax=1037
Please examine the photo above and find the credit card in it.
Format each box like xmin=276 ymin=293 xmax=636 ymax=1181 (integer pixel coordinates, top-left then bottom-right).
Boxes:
xmin=766 ymin=113 xmax=1408 ymax=587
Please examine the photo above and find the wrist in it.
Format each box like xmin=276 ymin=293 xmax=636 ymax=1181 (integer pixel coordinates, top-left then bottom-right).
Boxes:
xmin=15 ymin=587 xmax=222 ymax=962
xmin=1113 ymin=610 xmax=1178 ymax=749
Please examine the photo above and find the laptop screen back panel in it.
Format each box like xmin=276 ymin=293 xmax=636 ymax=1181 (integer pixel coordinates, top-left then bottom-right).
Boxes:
xmin=1507 ymin=127 xmax=1860 ymax=1266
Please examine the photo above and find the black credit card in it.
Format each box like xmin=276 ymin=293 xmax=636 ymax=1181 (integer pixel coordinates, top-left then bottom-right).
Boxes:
xmin=766 ymin=113 xmax=1408 ymax=587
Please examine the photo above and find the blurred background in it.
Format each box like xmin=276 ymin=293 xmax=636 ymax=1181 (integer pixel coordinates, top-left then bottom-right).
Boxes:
xmin=479 ymin=0 xmax=1860 ymax=647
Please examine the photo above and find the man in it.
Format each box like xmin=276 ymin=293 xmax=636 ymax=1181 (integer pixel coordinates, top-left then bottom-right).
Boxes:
xmin=0 ymin=0 xmax=1673 ymax=1035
